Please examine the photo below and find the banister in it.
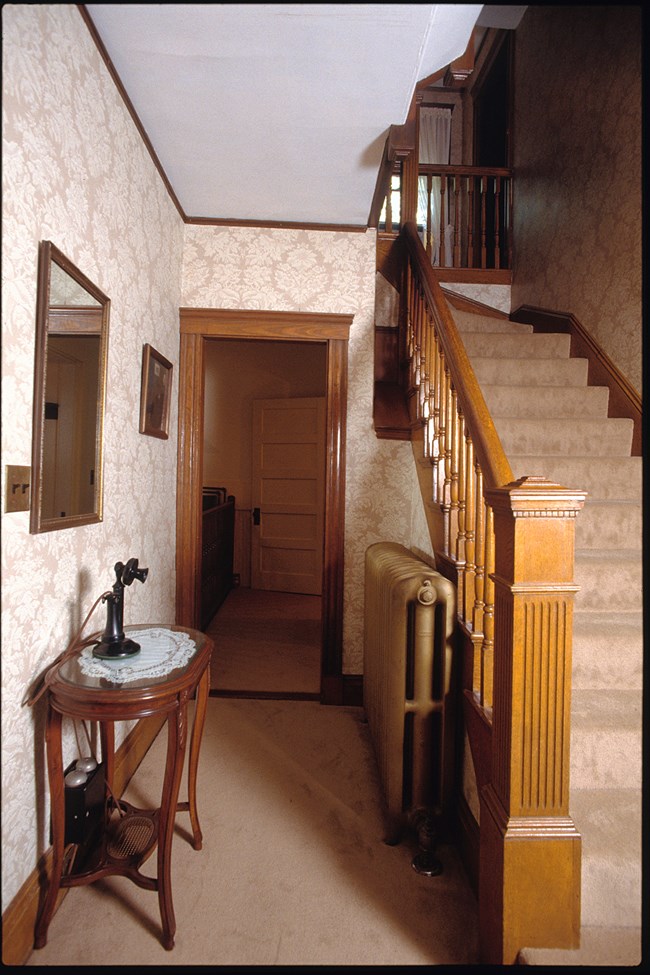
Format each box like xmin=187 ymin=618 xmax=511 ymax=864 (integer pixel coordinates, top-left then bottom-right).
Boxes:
xmin=418 ymin=164 xmax=512 ymax=179
xmin=398 ymin=214 xmax=585 ymax=963
xmin=402 ymin=221 xmax=513 ymax=490
xmin=367 ymin=121 xmax=415 ymax=228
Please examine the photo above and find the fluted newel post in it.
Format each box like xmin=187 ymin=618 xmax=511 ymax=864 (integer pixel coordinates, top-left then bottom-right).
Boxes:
xmin=479 ymin=476 xmax=586 ymax=965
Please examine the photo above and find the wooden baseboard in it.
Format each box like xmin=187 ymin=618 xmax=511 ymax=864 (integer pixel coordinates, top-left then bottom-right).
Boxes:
xmin=320 ymin=674 xmax=363 ymax=707
xmin=433 ymin=268 xmax=512 ymax=285
xmin=2 ymin=713 xmax=165 ymax=967
xmin=453 ymin=791 xmax=480 ymax=898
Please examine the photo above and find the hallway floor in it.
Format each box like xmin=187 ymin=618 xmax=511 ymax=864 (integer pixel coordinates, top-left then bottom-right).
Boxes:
xmin=207 ymin=586 xmax=322 ymax=697
xmin=27 ymin=697 xmax=480 ymax=966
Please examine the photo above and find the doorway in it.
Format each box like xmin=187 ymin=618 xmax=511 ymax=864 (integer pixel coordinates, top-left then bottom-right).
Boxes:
xmin=176 ymin=308 xmax=352 ymax=705
xmin=202 ymin=339 xmax=327 ymax=697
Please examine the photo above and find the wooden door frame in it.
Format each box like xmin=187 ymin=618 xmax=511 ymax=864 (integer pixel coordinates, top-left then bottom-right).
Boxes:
xmin=176 ymin=308 xmax=352 ymax=704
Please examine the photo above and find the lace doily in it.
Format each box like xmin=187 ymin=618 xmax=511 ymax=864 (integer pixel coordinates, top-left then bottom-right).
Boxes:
xmin=78 ymin=628 xmax=197 ymax=683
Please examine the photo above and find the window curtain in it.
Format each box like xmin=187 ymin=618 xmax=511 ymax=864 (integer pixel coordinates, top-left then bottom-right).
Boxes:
xmin=418 ymin=107 xmax=452 ymax=266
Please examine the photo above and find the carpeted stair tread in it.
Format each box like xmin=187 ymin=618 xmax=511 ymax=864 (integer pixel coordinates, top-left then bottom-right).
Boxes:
xmin=494 ymin=416 xmax=634 ymax=457
xmin=573 ymin=550 xmax=642 ymax=612
xmin=575 ymin=498 xmax=642 ymax=550
xmin=452 ymin=310 xmax=533 ymax=334
xmin=462 ymin=330 xmax=572 ymax=359
xmin=471 ymin=355 xmax=589 ymax=386
xmin=519 ymin=925 xmax=642 ymax=967
xmin=571 ymin=688 xmax=642 ymax=733
xmin=569 ymin=788 xmax=643 ymax=929
xmin=572 ymin=612 xmax=643 ymax=689
xmin=570 ymin=690 xmax=642 ymax=789
xmin=481 ymin=383 xmax=609 ymax=418
xmin=507 ymin=455 xmax=642 ymax=499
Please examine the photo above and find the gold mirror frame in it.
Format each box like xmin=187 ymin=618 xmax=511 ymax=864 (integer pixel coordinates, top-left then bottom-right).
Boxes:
xmin=30 ymin=241 xmax=110 ymax=533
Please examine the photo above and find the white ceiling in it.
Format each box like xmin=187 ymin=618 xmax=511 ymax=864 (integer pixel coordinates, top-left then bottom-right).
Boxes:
xmin=84 ymin=4 xmax=525 ymax=226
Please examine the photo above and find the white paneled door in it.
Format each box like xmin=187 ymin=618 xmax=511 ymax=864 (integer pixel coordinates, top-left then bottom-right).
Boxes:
xmin=251 ymin=397 xmax=325 ymax=595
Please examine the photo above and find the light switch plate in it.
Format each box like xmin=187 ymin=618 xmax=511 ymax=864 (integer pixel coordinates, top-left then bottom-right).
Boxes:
xmin=5 ymin=466 xmax=31 ymax=512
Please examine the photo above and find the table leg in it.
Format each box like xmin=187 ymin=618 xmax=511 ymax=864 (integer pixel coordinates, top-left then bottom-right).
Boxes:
xmin=157 ymin=696 xmax=189 ymax=950
xmin=34 ymin=706 xmax=64 ymax=949
xmin=187 ymin=667 xmax=209 ymax=850
xmin=100 ymin=720 xmax=115 ymax=796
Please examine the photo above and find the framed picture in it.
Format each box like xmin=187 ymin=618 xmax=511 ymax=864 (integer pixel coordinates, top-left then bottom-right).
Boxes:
xmin=139 ymin=343 xmax=172 ymax=439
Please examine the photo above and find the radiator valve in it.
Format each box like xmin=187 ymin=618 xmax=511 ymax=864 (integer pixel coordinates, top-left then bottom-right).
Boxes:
xmin=410 ymin=808 xmax=442 ymax=877
xmin=416 ymin=579 xmax=436 ymax=604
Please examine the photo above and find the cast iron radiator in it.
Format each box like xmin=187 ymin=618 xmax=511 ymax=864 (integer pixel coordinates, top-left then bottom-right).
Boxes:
xmin=363 ymin=542 xmax=457 ymax=850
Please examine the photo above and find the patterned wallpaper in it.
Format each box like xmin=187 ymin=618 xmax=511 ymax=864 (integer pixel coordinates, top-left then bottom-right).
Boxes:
xmin=439 ymin=281 xmax=512 ymax=314
xmin=2 ymin=6 xmax=184 ymax=910
xmin=181 ymin=225 xmax=433 ymax=674
xmin=2 ymin=6 xmax=433 ymax=914
xmin=511 ymin=5 xmax=642 ymax=393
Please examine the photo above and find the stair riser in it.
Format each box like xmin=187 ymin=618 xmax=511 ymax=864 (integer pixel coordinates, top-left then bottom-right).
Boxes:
xmin=454 ymin=315 xmax=532 ymax=335
xmin=569 ymin=786 xmax=642 ymax=931
xmin=579 ymin=860 xmax=642 ymax=928
xmin=570 ymin=728 xmax=642 ymax=790
xmin=496 ymin=418 xmax=634 ymax=457
xmin=508 ymin=457 xmax=642 ymax=500
xmin=572 ymin=651 xmax=643 ymax=690
xmin=462 ymin=332 xmax=572 ymax=359
xmin=472 ymin=357 xmax=589 ymax=386
xmin=574 ymin=559 xmax=642 ymax=612
xmin=575 ymin=502 xmax=642 ymax=550
xmin=483 ymin=385 xmax=609 ymax=419
xmin=572 ymin=626 xmax=643 ymax=690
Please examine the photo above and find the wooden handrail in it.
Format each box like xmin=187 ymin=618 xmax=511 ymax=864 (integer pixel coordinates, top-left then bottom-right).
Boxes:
xmin=402 ymin=221 xmax=513 ymax=490
xmin=367 ymin=121 xmax=415 ymax=228
xmin=418 ymin=164 xmax=511 ymax=179
xmin=397 ymin=217 xmax=585 ymax=962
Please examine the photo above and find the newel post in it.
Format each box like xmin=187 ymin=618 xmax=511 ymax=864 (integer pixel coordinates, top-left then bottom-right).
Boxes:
xmin=479 ymin=476 xmax=586 ymax=965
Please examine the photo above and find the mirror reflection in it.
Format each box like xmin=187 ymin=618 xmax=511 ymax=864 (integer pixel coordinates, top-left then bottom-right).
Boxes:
xmin=30 ymin=242 xmax=110 ymax=533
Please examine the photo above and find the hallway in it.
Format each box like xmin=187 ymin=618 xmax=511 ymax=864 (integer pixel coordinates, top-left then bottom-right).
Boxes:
xmin=207 ymin=587 xmax=322 ymax=697
xmin=26 ymin=696 xmax=480 ymax=966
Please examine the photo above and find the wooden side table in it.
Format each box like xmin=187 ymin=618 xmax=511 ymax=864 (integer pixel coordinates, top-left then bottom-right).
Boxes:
xmin=34 ymin=624 xmax=214 ymax=951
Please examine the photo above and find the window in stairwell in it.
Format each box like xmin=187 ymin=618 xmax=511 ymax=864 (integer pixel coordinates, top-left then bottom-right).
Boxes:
xmin=379 ymin=172 xmax=401 ymax=232
xmin=378 ymin=105 xmax=452 ymax=245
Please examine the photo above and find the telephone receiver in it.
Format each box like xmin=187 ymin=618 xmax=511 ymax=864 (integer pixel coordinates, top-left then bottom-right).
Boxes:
xmin=92 ymin=558 xmax=149 ymax=660
xmin=119 ymin=558 xmax=149 ymax=587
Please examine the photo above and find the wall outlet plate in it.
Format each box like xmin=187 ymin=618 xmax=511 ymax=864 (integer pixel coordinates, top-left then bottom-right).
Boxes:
xmin=5 ymin=466 xmax=31 ymax=512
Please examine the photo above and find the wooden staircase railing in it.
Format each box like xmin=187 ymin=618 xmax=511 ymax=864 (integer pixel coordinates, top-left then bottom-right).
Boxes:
xmin=375 ymin=163 xmax=512 ymax=271
xmin=398 ymin=220 xmax=587 ymax=964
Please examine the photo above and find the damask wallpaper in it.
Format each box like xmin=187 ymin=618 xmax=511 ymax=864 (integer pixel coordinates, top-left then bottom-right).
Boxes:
xmin=511 ymin=5 xmax=642 ymax=393
xmin=181 ymin=225 xmax=433 ymax=673
xmin=2 ymin=5 xmax=184 ymax=910
xmin=2 ymin=5 xmax=432 ymax=915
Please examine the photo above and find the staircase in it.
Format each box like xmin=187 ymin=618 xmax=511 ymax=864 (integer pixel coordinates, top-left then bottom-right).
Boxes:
xmin=447 ymin=299 xmax=643 ymax=966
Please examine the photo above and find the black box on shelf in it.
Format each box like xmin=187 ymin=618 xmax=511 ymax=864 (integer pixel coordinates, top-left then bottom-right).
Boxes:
xmin=63 ymin=760 xmax=106 ymax=845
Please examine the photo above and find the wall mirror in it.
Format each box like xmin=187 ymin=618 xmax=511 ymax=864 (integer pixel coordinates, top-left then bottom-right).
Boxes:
xmin=30 ymin=241 xmax=110 ymax=533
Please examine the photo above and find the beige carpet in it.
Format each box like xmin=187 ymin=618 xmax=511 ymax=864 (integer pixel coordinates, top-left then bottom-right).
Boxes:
xmin=27 ymin=698 xmax=479 ymax=966
xmin=207 ymin=587 xmax=322 ymax=696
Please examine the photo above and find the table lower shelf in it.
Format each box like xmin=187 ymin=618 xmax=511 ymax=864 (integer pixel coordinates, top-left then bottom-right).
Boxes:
xmin=61 ymin=800 xmax=160 ymax=889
